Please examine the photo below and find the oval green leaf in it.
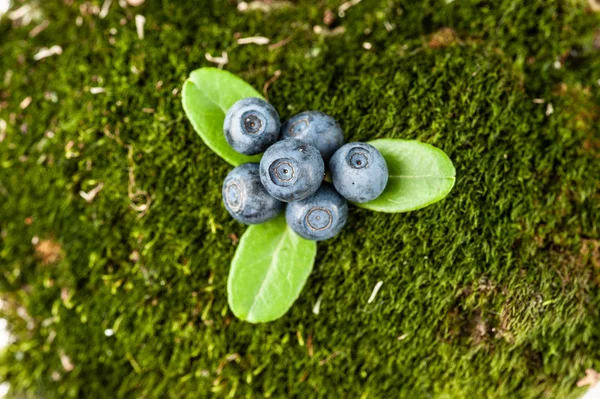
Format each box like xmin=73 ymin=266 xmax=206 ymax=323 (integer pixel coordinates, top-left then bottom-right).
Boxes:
xmin=357 ymin=138 xmax=456 ymax=213
xmin=182 ymin=68 xmax=263 ymax=166
xmin=228 ymin=216 xmax=317 ymax=323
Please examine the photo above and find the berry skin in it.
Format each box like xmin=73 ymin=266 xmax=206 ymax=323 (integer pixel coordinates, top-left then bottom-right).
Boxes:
xmin=223 ymin=98 xmax=281 ymax=155
xmin=285 ymin=183 xmax=348 ymax=241
xmin=222 ymin=163 xmax=284 ymax=224
xmin=280 ymin=111 xmax=344 ymax=161
xmin=329 ymin=142 xmax=388 ymax=203
xmin=259 ymin=139 xmax=325 ymax=202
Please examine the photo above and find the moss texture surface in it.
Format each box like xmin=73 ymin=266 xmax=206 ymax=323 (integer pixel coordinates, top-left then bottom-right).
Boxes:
xmin=1 ymin=0 xmax=600 ymax=398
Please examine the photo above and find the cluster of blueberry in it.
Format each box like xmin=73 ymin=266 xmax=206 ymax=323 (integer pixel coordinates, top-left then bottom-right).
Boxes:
xmin=222 ymin=98 xmax=389 ymax=241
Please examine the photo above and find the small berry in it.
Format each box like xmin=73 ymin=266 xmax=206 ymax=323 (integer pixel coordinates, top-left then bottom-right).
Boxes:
xmin=223 ymin=98 xmax=280 ymax=155
xmin=223 ymin=163 xmax=283 ymax=224
xmin=329 ymin=142 xmax=388 ymax=203
xmin=280 ymin=111 xmax=344 ymax=161
xmin=285 ymin=183 xmax=348 ymax=241
xmin=259 ymin=139 xmax=325 ymax=202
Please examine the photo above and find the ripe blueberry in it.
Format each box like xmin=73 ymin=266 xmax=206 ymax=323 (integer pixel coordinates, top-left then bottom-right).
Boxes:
xmin=222 ymin=163 xmax=284 ymax=224
xmin=259 ymin=139 xmax=325 ymax=202
xmin=223 ymin=98 xmax=281 ymax=155
xmin=280 ymin=111 xmax=344 ymax=161
xmin=285 ymin=183 xmax=348 ymax=241
xmin=329 ymin=142 xmax=388 ymax=203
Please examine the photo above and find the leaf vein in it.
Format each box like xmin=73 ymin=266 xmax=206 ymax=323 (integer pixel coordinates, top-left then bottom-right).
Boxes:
xmin=246 ymin=227 xmax=291 ymax=317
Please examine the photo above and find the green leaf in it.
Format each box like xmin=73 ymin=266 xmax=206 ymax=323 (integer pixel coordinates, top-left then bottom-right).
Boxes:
xmin=357 ymin=138 xmax=456 ymax=213
xmin=228 ymin=216 xmax=317 ymax=323
xmin=182 ymin=68 xmax=263 ymax=166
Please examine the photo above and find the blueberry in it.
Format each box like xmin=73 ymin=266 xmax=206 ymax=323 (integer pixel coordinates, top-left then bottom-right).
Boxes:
xmin=222 ymin=163 xmax=284 ymax=224
xmin=223 ymin=98 xmax=281 ymax=155
xmin=285 ymin=183 xmax=348 ymax=241
xmin=329 ymin=142 xmax=388 ymax=203
xmin=259 ymin=139 xmax=325 ymax=202
xmin=280 ymin=111 xmax=344 ymax=161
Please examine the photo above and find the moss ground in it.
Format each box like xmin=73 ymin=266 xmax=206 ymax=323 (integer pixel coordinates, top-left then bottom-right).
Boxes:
xmin=1 ymin=0 xmax=600 ymax=397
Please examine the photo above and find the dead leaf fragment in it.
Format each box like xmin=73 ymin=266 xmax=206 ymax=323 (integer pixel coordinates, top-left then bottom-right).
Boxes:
xmin=338 ymin=0 xmax=361 ymax=17
xmin=428 ymin=28 xmax=457 ymax=49
xmin=79 ymin=183 xmax=104 ymax=203
xmin=20 ymin=97 xmax=32 ymax=109
xmin=577 ymin=368 xmax=600 ymax=387
xmin=237 ymin=36 xmax=270 ymax=45
xmin=0 ymin=119 xmax=6 ymax=142
xmin=129 ymin=250 xmax=140 ymax=263
xmin=33 ymin=45 xmax=63 ymax=61
xmin=99 ymin=0 xmax=113 ymax=19
xmin=367 ymin=281 xmax=383 ymax=303
xmin=323 ymin=9 xmax=335 ymax=26
xmin=237 ymin=1 xmax=291 ymax=13
xmin=205 ymin=52 xmax=228 ymax=68
xmin=59 ymin=351 xmax=74 ymax=372
xmin=313 ymin=25 xmax=346 ymax=37
xmin=228 ymin=233 xmax=239 ymax=246
xmin=135 ymin=14 xmax=145 ymax=40
xmin=29 ymin=20 xmax=49 ymax=37
xmin=581 ymin=239 xmax=600 ymax=268
xmin=35 ymin=239 xmax=63 ymax=265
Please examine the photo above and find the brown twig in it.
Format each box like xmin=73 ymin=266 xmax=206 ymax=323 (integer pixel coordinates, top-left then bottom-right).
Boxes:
xmin=103 ymin=126 xmax=151 ymax=218
xmin=29 ymin=20 xmax=49 ymax=37
xmin=338 ymin=0 xmax=361 ymax=17
xmin=204 ymin=51 xmax=228 ymax=69
xmin=319 ymin=351 xmax=342 ymax=366
xmin=268 ymin=36 xmax=292 ymax=51
xmin=263 ymin=70 xmax=281 ymax=101
xmin=127 ymin=145 xmax=151 ymax=218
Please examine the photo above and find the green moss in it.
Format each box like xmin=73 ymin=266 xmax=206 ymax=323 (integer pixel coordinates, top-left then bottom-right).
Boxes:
xmin=0 ymin=0 xmax=599 ymax=398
